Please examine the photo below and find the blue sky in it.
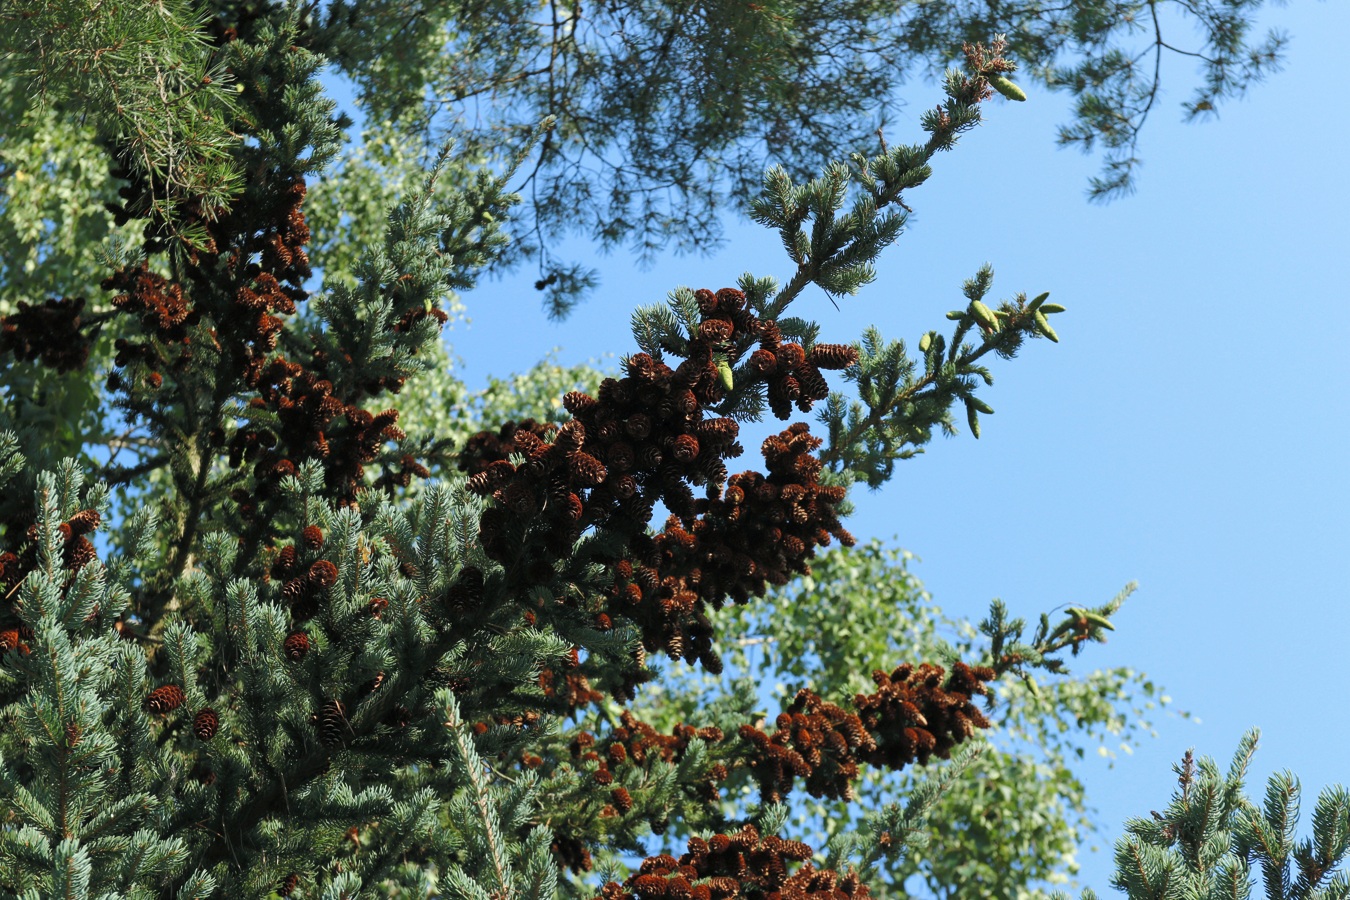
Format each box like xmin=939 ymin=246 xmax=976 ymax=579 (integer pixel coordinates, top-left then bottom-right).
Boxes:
xmin=430 ymin=0 xmax=1349 ymax=891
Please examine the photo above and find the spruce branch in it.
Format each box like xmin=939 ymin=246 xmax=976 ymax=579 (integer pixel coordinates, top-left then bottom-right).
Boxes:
xmin=747 ymin=39 xmax=1018 ymax=320
xmin=1073 ymin=731 xmax=1350 ymax=900
xmin=441 ymin=690 xmax=519 ymax=899
xmin=816 ymin=273 xmax=1065 ymax=487
xmin=0 ymin=431 xmax=26 ymax=487
xmin=828 ymin=740 xmax=986 ymax=878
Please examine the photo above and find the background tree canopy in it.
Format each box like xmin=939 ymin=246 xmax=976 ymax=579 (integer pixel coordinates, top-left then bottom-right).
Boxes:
xmin=5 ymin=0 xmax=1288 ymax=316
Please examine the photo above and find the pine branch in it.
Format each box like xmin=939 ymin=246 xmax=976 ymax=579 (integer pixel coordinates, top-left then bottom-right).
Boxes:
xmin=1 ymin=0 xmax=245 ymax=237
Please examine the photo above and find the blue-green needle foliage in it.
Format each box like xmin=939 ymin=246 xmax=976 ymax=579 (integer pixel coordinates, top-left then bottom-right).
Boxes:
xmin=627 ymin=41 xmax=1066 ymax=488
xmin=0 ymin=460 xmax=190 ymax=897
xmin=1054 ymin=732 xmax=1350 ymax=900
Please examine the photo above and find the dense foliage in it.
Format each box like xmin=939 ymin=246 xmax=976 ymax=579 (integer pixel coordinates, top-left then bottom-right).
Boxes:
xmin=1062 ymin=733 xmax=1350 ymax=900
xmin=2 ymin=1 xmax=1344 ymax=899
xmin=3 ymin=0 xmax=1289 ymax=315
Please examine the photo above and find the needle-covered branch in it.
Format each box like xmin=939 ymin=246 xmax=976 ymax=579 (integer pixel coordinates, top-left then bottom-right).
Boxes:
xmin=0 ymin=5 xmax=1192 ymax=897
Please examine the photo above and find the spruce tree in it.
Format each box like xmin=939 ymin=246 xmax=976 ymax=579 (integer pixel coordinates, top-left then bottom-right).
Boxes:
xmin=0 ymin=6 xmax=1156 ymax=893
xmin=14 ymin=3 xmax=1328 ymax=898
xmin=1055 ymin=733 xmax=1350 ymax=900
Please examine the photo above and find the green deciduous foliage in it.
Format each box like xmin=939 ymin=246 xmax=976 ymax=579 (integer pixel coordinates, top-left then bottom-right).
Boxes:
xmin=0 ymin=88 xmax=144 ymax=468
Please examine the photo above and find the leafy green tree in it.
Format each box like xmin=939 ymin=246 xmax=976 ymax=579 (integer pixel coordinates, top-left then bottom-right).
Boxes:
xmin=0 ymin=85 xmax=143 ymax=466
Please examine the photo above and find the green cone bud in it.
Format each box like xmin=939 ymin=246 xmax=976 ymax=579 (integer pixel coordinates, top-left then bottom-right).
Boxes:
xmin=919 ymin=332 xmax=933 ymax=353
xmin=1039 ymin=303 xmax=1066 ymax=314
xmin=965 ymin=399 xmax=982 ymax=439
xmin=1064 ymin=607 xmax=1114 ymax=632
xmin=970 ymin=397 xmax=994 ymax=415
xmin=990 ymin=75 xmax=1027 ymax=102
xmin=971 ymin=300 xmax=999 ymax=331
xmin=716 ymin=358 xmax=734 ymax=392
xmin=1028 ymin=292 xmax=1051 ymax=310
xmin=946 ymin=310 xmax=965 ymax=321
xmin=1082 ymin=611 xmax=1115 ymax=631
xmin=1033 ymin=311 xmax=1059 ymax=342
xmin=1023 ymin=675 xmax=1041 ymax=699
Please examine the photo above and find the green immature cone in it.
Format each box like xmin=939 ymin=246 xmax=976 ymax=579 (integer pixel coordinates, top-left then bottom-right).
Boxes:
xmin=716 ymin=357 xmax=734 ymax=392
xmin=965 ymin=398 xmax=982 ymax=439
xmin=1039 ymin=303 xmax=1066 ymax=314
xmin=1061 ymin=608 xmax=1116 ymax=641
xmin=1028 ymin=292 xmax=1051 ymax=311
xmin=1068 ymin=608 xmax=1116 ymax=631
xmin=1032 ymin=311 xmax=1059 ymax=342
xmin=1023 ymin=675 xmax=1041 ymax=699
xmin=989 ymin=75 xmax=1027 ymax=102
xmin=971 ymin=300 xmax=999 ymax=331
xmin=969 ymin=397 xmax=994 ymax=415
xmin=919 ymin=332 xmax=933 ymax=353
xmin=946 ymin=310 xmax=966 ymax=321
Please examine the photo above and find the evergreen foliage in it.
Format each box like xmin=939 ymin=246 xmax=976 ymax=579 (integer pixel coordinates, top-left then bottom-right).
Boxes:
xmin=0 ymin=2 xmax=1330 ymax=899
xmin=1 ymin=0 xmax=245 ymax=235
xmin=676 ymin=543 xmax=1172 ymax=898
xmin=1053 ymin=733 xmax=1350 ymax=900
xmin=311 ymin=0 xmax=1287 ymax=196
xmin=302 ymin=0 xmax=1286 ymax=314
xmin=0 ymin=0 xmax=1290 ymax=317
xmin=0 ymin=14 xmax=1115 ymax=894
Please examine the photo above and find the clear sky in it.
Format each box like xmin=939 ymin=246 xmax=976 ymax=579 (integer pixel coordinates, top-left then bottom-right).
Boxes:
xmin=430 ymin=0 xmax=1349 ymax=891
